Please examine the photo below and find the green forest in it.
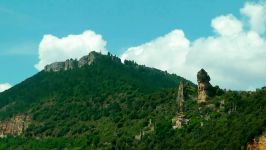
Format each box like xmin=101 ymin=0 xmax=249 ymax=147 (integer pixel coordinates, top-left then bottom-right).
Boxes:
xmin=0 ymin=53 xmax=265 ymax=150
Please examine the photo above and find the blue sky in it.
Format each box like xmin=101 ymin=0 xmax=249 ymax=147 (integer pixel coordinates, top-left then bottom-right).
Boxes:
xmin=2 ymin=0 xmax=265 ymax=91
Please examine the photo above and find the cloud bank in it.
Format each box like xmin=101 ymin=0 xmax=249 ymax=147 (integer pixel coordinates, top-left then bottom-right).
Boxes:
xmin=121 ymin=1 xmax=266 ymax=90
xmin=0 ymin=83 xmax=12 ymax=93
xmin=35 ymin=30 xmax=107 ymax=70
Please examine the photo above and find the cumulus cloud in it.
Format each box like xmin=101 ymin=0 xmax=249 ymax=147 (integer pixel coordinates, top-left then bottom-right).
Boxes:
xmin=0 ymin=83 xmax=12 ymax=92
xmin=211 ymin=14 xmax=243 ymax=36
xmin=241 ymin=1 xmax=266 ymax=34
xmin=121 ymin=30 xmax=190 ymax=72
xmin=121 ymin=1 xmax=266 ymax=90
xmin=35 ymin=30 xmax=107 ymax=70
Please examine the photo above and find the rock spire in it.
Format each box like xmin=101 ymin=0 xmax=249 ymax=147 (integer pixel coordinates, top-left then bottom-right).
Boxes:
xmin=177 ymin=81 xmax=185 ymax=112
xmin=197 ymin=69 xmax=213 ymax=103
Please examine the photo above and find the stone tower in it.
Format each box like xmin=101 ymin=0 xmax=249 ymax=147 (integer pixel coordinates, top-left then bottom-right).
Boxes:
xmin=197 ymin=69 xmax=213 ymax=103
xmin=177 ymin=81 xmax=185 ymax=112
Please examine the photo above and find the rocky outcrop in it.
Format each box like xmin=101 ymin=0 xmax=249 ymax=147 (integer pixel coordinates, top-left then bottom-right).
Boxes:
xmin=44 ymin=51 xmax=98 ymax=72
xmin=78 ymin=52 xmax=97 ymax=68
xmin=172 ymin=113 xmax=189 ymax=129
xmin=197 ymin=69 xmax=213 ymax=103
xmin=64 ymin=59 xmax=77 ymax=70
xmin=177 ymin=81 xmax=185 ymax=112
xmin=44 ymin=59 xmax=77 ymax=72
xmin=44 ymin=62 xmax=65 ymax=72
xmin=247 ymin=132 xmax=266 ymax=150
xmin=0 ymin=115 xmax=31 ymax=138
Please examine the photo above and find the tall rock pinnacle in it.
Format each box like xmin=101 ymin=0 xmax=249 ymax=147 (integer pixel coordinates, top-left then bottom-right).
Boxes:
xmin=197 ymin=69 xmax=213 ymax=103
xmin=177 ymin=81 xmax=185 ymax=112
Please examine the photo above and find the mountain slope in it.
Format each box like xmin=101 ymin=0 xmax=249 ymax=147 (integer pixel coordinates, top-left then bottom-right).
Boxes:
xmin=0 ymin=52 xmax=189 ymax=120
xmin=0 ymin=52 xmax=265 ymax=150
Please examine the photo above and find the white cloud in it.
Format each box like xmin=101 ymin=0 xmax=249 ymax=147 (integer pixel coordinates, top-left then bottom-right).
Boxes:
xmin=35 ymin=30 xmax=107 ymax=70
xmin=121 ymin=30 xmax=190 ymax=73
xmin=187 ymin=30 xmax=266 ymax=90
xmin=211 ymin=15 xmax=243 ymax=36
xmin=121 ymin=1 xmax=266 ymax=90
xmin=241 ymin=1 xmax=266 ymax=34
xmin=0 ymin=83 xmax=12 ymax=93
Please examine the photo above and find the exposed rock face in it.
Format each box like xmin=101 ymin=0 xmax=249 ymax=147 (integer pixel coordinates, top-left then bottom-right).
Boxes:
xmin=177 ymin=81 xmax=185 ymax=112
xmin=45 ymin=59 xmax=77 ymax=72
xmin=172 ymin=113 xmax=189 ymax=129
xmin=0 ymin=115 xmax=31 ymax=138
xmin=197 ymin=69 xmax=213 ymax=103
xmin=44 ymin=62 xmax=65 ymax=72
xmin=247 ymin=133 xmax=266 ymax=150
xmin=64 ymin=59 xmax=76 ymax=70
xmin=44 ymin=51 xmax=98 ymax=72
xmin=78 ymin=52 xmax=97 ymax=68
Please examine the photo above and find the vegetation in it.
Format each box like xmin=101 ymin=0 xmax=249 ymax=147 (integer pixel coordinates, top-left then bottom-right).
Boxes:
xmin=0 ymin=53 xmax=265 ymax=149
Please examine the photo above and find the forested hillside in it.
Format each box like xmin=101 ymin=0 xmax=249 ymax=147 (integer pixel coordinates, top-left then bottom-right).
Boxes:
xmin=0 ymin=52 xmax=265 ymax=150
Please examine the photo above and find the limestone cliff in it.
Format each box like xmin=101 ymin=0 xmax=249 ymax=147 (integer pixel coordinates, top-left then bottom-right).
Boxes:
xmin=0 ymin=115 xmax=31 ymax=138
xmin=44 ymin=51 xmax=98 ymax=72
xmin=64 ymin=59 xmax=77 ymax=70
xmin=44 ymin=62 xmax=65 ymax=72
xmin=197 ymin=69 xmax=213 ymax=103
xmin=247 ymin=132 xmax=266 ymax=150
xmin=78 ymin=51 xmax=97 ymax=67
xmin=44 ymin=59 xmax=77 ymax=72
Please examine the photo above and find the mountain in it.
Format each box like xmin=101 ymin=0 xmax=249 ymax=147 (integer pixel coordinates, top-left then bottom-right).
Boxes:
xmin=0 ymin=52 xmax=265 ymax=150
